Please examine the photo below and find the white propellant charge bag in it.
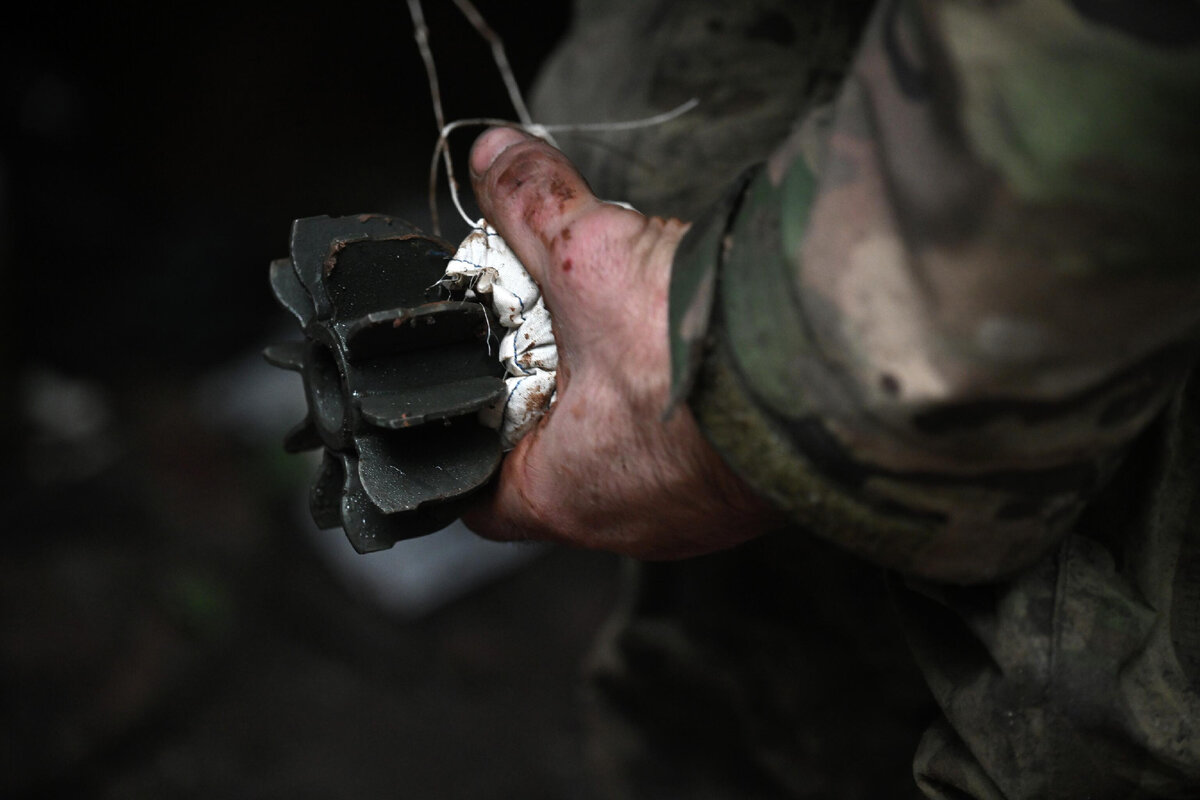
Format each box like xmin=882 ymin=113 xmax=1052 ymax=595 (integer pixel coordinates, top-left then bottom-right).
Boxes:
xmin=442 ymin=220 xmax=558 ymax=449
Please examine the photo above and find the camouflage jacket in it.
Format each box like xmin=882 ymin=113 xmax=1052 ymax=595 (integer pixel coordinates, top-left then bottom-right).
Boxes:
xmin=667 ymin=0 xmax=1200 ymax=584
xmin=529 ymin=2 xmax=1200 ymax=796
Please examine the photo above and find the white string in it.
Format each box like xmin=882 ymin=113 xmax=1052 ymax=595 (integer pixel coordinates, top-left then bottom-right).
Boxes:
xmin=539 ymin=98 xmax=700 ymax=134
xmin=450 ymin=0 xmax=534 ymax=127
xmin=407 ymin=0 xmax=701 ymax=237
xmin=407 ymin=0 xmax=457 ymax=236
xmin=429 ymin=99 xmax=701 ymax=231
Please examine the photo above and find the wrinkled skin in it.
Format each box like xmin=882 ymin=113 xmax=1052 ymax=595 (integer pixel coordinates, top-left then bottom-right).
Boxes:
xmin=462 ymin=127 xmax=776 ymax=559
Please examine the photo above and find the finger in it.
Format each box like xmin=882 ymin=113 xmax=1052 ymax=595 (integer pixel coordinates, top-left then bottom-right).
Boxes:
xmin=460 ymin=422 xmax=559 ymax=544
xmin=469 ymin=127 xmax=602 ymax=289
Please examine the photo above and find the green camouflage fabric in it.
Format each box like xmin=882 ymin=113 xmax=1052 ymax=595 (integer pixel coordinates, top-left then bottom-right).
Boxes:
xmin=673 ymin=0 xmax=1200 ymax=583
xmin=899 ymin=368 xmax=1200 ymax=798
xmin=533 ymin=0 xmax=1200 ymax=797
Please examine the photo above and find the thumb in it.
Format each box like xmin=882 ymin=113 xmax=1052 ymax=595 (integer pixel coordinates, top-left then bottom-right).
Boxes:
xmin=469 ymin=127 xmax=602 ymax=290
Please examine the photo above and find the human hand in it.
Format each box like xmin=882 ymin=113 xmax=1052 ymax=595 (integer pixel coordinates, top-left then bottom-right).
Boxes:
xmin=461 ymin=128 xmax=777 ymax=559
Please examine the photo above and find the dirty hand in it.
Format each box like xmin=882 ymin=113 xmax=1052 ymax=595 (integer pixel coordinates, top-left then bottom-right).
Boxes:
xmin=462 ymin=127 xmax=776 ymax=559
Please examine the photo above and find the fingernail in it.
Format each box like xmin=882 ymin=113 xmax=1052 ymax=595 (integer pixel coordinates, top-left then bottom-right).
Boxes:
xmin=470 ymin=127 xmax=532 ymax=178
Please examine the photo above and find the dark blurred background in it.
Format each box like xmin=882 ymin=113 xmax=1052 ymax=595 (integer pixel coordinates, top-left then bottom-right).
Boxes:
xmin=1 ymin=2 xmax=625 ymax=797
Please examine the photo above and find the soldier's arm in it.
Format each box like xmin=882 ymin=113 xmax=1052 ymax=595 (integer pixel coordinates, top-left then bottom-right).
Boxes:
xmin=463 ymin=0 xmax=1200 ymax=579
xmin=671 ymin=0 xmax=1200 ymax=581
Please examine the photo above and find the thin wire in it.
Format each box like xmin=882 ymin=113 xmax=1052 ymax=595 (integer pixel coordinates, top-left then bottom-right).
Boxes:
xmin=427 ymin=117 xmax=517 ymax=230
xmin=427 ymin=99 xmax=701 ymax=230
xmin=407 ymin=0 xmax=700 ymax=235
xmin=407 ymin=0 xmax=454 ymax=236
xmin=539 ymin=98 xmax=700 ymax=133
xmin=450 ymin=0 xmax=533 ymax=127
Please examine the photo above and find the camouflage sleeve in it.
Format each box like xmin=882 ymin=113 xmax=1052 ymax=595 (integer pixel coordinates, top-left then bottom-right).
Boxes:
xmin=668 ymin=0 xmax=1200 ymax=583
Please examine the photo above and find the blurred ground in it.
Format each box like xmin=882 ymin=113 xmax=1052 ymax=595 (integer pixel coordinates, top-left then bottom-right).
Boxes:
xmin=4 ymin=376 xmax=620 ymax=799
xmin=0 ymin=2 xmax=629 ymax=797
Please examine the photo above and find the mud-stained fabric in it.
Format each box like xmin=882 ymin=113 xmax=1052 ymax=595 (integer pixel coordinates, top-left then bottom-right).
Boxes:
xmin=531 ymin=0 xmax=871 ymax=222
xmin=531 ymin=0 xmax=1200 ymax=797
xmin=672 ymin=0 xmax=1200 ymax=583
xmin=901 ymin=369 xmax=1200 ymax=798
xmin=585 ymin=533 xmax=932 ymax=800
